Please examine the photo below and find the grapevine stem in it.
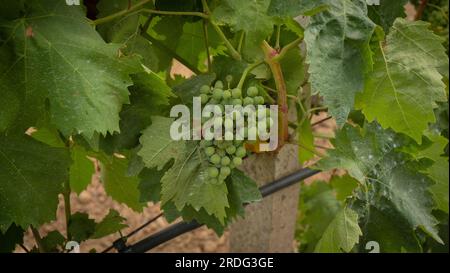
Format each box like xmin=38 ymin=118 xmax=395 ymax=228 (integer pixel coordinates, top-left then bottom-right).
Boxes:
xmin=272 ymin=37 xmax=303 ymax=62
xmin=201 ymin=0 xmax=242 ymax=61
xmin=91 ymin=0 xmax=152 ymax=26
xmin=140 ymin=9 xmax=209 ymax=19
xmin=31 ymin=226 xmax=46 ymax=253
xmin=209 ymin=22 xmax=242 ymax=61
xmin=202 ymin=20 xmax=212 ymax=72
xmin=237 ymin=31 xmax=245 ymax=53
xmin=415 ymin=0 xmax=429 ymax=21
xmin=308 ymin=106 xmax=328 ymax=113
xmin=275 ymin=24 xmax=281 ymax=50
xmin=262 ymin=41 xmax=289 ymax=149
xmin=312 ymin=132 xmax=334 ymax=139
xmin=237 ymin=61 xmax=264 ymax=90
xmin=201 ymin=0 xmax=212 ymax=14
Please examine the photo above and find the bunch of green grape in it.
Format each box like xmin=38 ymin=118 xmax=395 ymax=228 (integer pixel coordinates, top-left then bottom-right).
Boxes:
xmin=198 ymin=77 xmax=272 ymax=184
xmin=202 ymin=139 xmax=247 ymax=184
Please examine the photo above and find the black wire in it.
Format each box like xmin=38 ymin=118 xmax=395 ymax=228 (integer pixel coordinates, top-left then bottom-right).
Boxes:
xmin=122 ymin=168 xmax=320 ymax=253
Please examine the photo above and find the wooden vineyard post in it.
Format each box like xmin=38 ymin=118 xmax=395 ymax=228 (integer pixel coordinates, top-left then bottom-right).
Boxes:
xmin=229 ymin=144 xmax=302 ymax=252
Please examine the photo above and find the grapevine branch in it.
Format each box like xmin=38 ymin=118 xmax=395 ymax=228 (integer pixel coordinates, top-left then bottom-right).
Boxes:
xmin=262 ymin=41 xmax=289 ymax=149
xmin=415 ymin=0 xmax=429 ymax=21
xmin=93 ymin=0 xmax=242 ymax=62
xmin=91 ymin=0 xmax=152 ymax=26
xmin=237 ymin=61 xmax=264 ymax=90
xmin=201 ymin=0 xmax=242 ymax=61
xmin=202 ymin=20 xmax=212 ymax=72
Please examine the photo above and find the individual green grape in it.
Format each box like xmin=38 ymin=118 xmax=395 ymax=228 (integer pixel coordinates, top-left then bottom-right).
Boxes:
xmin=234 ymin=140 xmax=243 ymax=146
xmin=221 ymin=156 xmax=231 ymax=166
xmin=218 ymin=174 xmax=228 ymax=182
xmin=200 ymin=85 xmax=210 ymax=94
xmin=208 ymin=178 xmax=219 ymax=185
xmin=217 ymin=149 xmax=226 ymax=157
xmin=233 ymin=157 xmax=243 ymax=166
xmin=247 ymin=86 xmax=258 ymax=97
xmin=204 ymin=140 xmax=213 ymax=146
xmin=243 ymin=97 xmax=254 ymax=106
xmin=232 ymin=88 xmax=242 ymax=99
xmin=215 ymin=81 xmax=224 ymax=89
xmin=205 ymin=146 xmax=215 ymax=157
xmin=226 ymin=75 xmax=233 ymax=84
xmin=226 ymin=145 xmax=236 ymax=155
xmin=207 ymin=166 xmax=219 ymax=178
xmin=223 ymin=90 xmax=232 ymax=100
xmin=218 ymin=104 xmax=225 ymax=113
xmin=208 ymin=98 xmax=220 ymax=105
xmin=212 ymin=88 xmax=223 ymax=100
xmin=229 ymin=162 xmax=235 ymax=169
xmin=222 ymin=98 xmax=233 ymax=106
xmin=236 ymin=146 xmax=246 ymax=158
xmin=220 ymin=166 xmax=231 ymax=176
xmin=210 ymin=154 xmax=221 ymax=165
xmin=254 ymin=96 xmax=265 ymax=105
xmin=200 ymin=94 xmax=209 ymax=104
xmin=232 ymin=98 xmax=243 ymax=106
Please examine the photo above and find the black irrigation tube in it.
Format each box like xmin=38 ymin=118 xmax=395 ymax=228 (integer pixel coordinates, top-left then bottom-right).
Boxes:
xmin=120 ymin=168 xmax=320 ymax=253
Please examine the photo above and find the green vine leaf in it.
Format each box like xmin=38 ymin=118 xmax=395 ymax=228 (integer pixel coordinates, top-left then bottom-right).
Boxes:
xmin=139 ymin=117 xmax=229 ymax=223
xmin=356 ymin=19 xmax=448 ymax=143
xmin=0 ymin=0 xmax=142 ymax=137
xmin=319 ymin=124 xmax=443 ymax=244
xmin=268 ymin=0 xmax=330 ymax=17
xmin=0 ymin=134 xmax=70 ymax=232
xmin=41 ymin=231 xmax=65 ymax=253
xmin=68 ymin=212 xmax=96 ymax=243
xmin=304 ymin=0 xmax=376 ymax=126
xmin=354 ymin=199 xmax=422 ymax=253
xmin=314 ymin=207 xmax=362 ymax=253
xmin=318 ymin=123 xmax=398 ymax=182
xmin=212 ymin=0 xmax=273 ymax=60
xmin=91 ymin=210 xmax=127 ymax=239
xmin=70 ymin=145 xmax=95 ymax=194
xmin=98 ymin=153 xmax=145 ymax=212
xmin=297 ymin=181 xmax=342 ymax=252
xmin=0 ymin=224 xmax=24 ymax=253
xmin=97 ymin=0 xmax=160 ymax=71
xmin=100 ymin=70 xmax=175 ymax=153
xmin=162 ymin=168 xmax=261 ymax=235
xmin=428 ymin=158 xmax=449 ymax=214
xmin=367 ymin=0 xmax=408 ymax=33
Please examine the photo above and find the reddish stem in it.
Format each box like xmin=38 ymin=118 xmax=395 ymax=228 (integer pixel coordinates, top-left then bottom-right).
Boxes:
xmin=262 ymin=41 xmax=289 ymax=150
xmin=415 ymin=0 xmax=429 ymax=20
